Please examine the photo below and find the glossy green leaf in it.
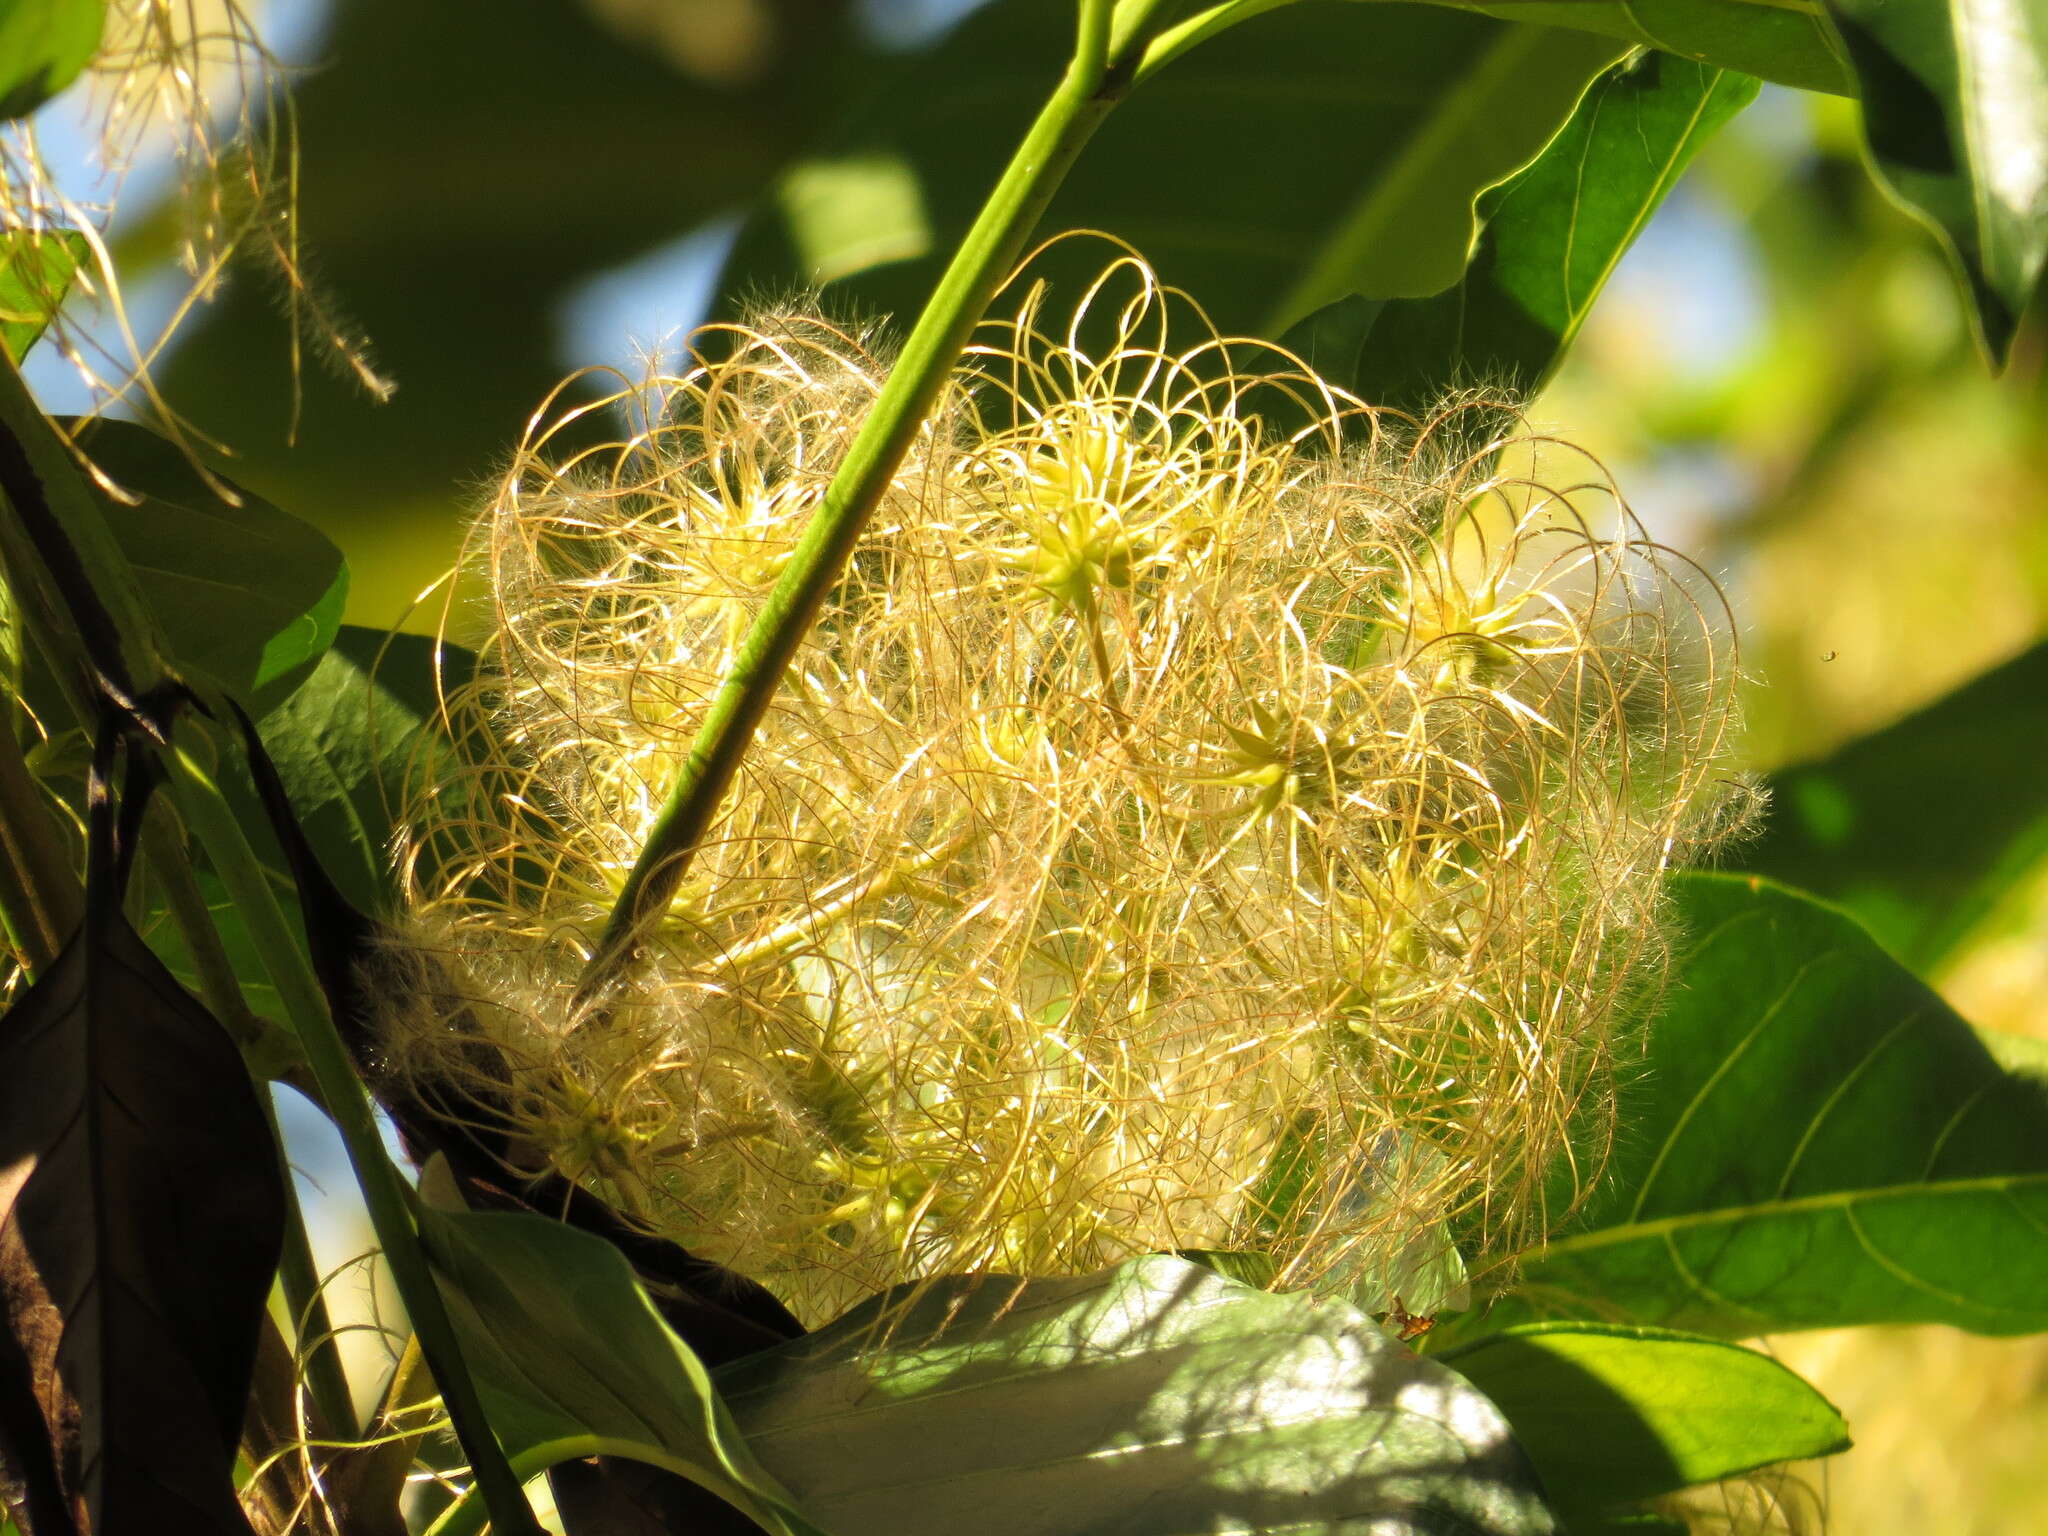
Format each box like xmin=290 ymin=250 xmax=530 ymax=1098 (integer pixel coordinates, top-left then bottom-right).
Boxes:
xmin=1439 ymin=1324 xmax=1849 ymax=1516
xmin=721 ymin=2 xmax=1625 ymax=340
xmin=235 ymin=626 xmax=473 ymax=916
xmin=0 ymin=0 xmax=103 ymax=119
xmin=714 ymin=1254 xmax=1557 ymax=1536
xmin=1290 ymin=50 xmax=1759 ymax=417
xmin=1446 ymin=874 xmax=2048 ymax=1341
xmin=0 ymin=229 xmax=86 ymax=361
xmin=418 ymin=1205 xmax=822 ymax=1536
xmin=1825 ymin=0 xmax=2048 ymax=361
xmin=64 ymin=419 xmax=347 ymax=707
xmin=1428 ymin=0 xmax=1849 ymax=93
xmin=1734 ymin=638 xmax=2048 ymax=972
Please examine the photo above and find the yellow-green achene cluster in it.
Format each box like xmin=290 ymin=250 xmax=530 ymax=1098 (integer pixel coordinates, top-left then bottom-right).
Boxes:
xmin=388 ymin=249 xmax=1742 ymax=1325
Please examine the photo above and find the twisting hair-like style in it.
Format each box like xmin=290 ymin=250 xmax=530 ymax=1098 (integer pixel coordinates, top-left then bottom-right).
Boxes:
xmin=382 ymin=241 xmax=1744 ymax=1326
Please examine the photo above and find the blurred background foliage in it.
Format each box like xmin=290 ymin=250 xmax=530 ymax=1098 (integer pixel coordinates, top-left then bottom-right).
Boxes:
xmin=1541 ymin=88 xmax=2048 ymax=1536
xmin=22 ymin=0 xmax=2048 ymax=1528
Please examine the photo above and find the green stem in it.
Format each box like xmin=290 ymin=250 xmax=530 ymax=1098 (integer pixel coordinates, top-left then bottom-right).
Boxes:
xmin=140 ymin=798 xmax=352 ymax=1436
xmin=145 ymin=804 xmax=244 ymax=1011
xmin=0 ymin=701 xmax=76 ymax=973
xmin=0 ymin=569 xmax=84 ymax=977
xmin=575 ymin=14 xmax=1131 ymax=1005
xmin=1127 ymin=0 xmax=1293 ymax=82
xmin=0 ymin=360 xmax=165 ymax=698
xmin=161 ymin=730 xmax=542 ymax=1536
xmin=144 ymin=798 xmax=309 ymax=1082
xmin=1077 ymin=0 xmax=1114 ymax=75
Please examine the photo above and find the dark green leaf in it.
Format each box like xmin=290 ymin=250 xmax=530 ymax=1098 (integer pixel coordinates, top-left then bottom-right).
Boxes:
xmin=236 ymin=626 xmax=470 ymax=916
xmin=722 ymin=2 xmax=1625 ymax=340
xmin=64 ymin=420 xmax=346 ymax=707
xmin=418 ymin=1204 xmax=821 ymax=1536
xmin=1428 ymin=0 xmax=1851 ymax=93
xmin=1438 ymin=1324 xmax=1848 ymax=1516
xmin=0 ymin=230 xmax=86 ymax=361
xmin=1825 ymin=0 xmax=2048 ymax=361
xmin=714 ymin=1254 xmax=1557 ymax=1536
xmin=1734 ymin=639 xmax=2048 ymax=972
xmin=1445 ymin=874 xmax=2048 ymax=1341
xmin=0 ymin=880 xmax=283 ymax=1533
xmin=1293 ymin=50 xmax=1759 ymax=417
xmin=0 ymin=0 xmax=102 ymax=120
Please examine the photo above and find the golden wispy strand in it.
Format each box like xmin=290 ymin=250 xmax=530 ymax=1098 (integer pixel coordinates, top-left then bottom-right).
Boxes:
xmin=2 ymin=1 xmax=389 ymax=429
xmin=386 ymin=245 xmax=1744 ymax=1325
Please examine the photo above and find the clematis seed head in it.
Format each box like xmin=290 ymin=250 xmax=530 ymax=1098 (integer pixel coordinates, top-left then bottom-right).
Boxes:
xmin=381 ymin=242 xmax=1743 ymax=1324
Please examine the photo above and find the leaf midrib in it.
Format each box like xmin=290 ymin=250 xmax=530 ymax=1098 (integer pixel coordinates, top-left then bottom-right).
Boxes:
xmin=1538 ymin=1166 xmax=2048 ymax=1262
xmin=1552 ymin=64 xmax=1733 ymax=355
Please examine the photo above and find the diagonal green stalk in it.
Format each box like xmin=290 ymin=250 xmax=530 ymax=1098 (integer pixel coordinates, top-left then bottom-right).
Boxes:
xmin=0 ymin=356 xmax=542 ymax=1536
xmin=575 ymin=0 xmax=1138 ymax=1005
xmin=1126 ymin=0 xmax=1295 ymax=80
xmin=0 ymin=702 xmax=77 ymax=974
xmin=137 ymin=797 xmax=353 ymax=1439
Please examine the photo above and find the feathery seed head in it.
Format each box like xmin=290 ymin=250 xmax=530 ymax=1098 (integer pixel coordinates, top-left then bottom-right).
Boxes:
xmin=386 ymin=244 xmax=1740 ymax=1323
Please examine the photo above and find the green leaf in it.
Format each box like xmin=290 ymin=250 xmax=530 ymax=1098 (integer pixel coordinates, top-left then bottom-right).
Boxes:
xmin=721 ymin=2 xmax=1626 ymax=340
xmin=1447 ymin=874 xmax=2048 ymax=1341
xmin=418 ymin=1205 xmax=822 ymax=1536
xmin=65 ymin=419 xmax=348 ymax=707
xmin=714 ymin=1253 xmax=1557 ymax=1536
xmin=1289 ymin=50 xmax=1760 ymax=417
xmin=1428 ymin=0 xmax=1850 ymax=93
xmin=0 ymin=229 xmax=87 ymax=361
xmin=0 ymin=0 xmax=103 ymax=120
xmin=1734 ymin=639 xmax=2048 ymax=972
xmin=144 ymin=866 xmax=288 ymax=1026
xmin=236 ymin=625 xmax=474 ymax=916
xmin=1825 ymin=0 xmax=2048 ymax=361
xmin=1439 ymin=1324 xmax=1849 ymax=1517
